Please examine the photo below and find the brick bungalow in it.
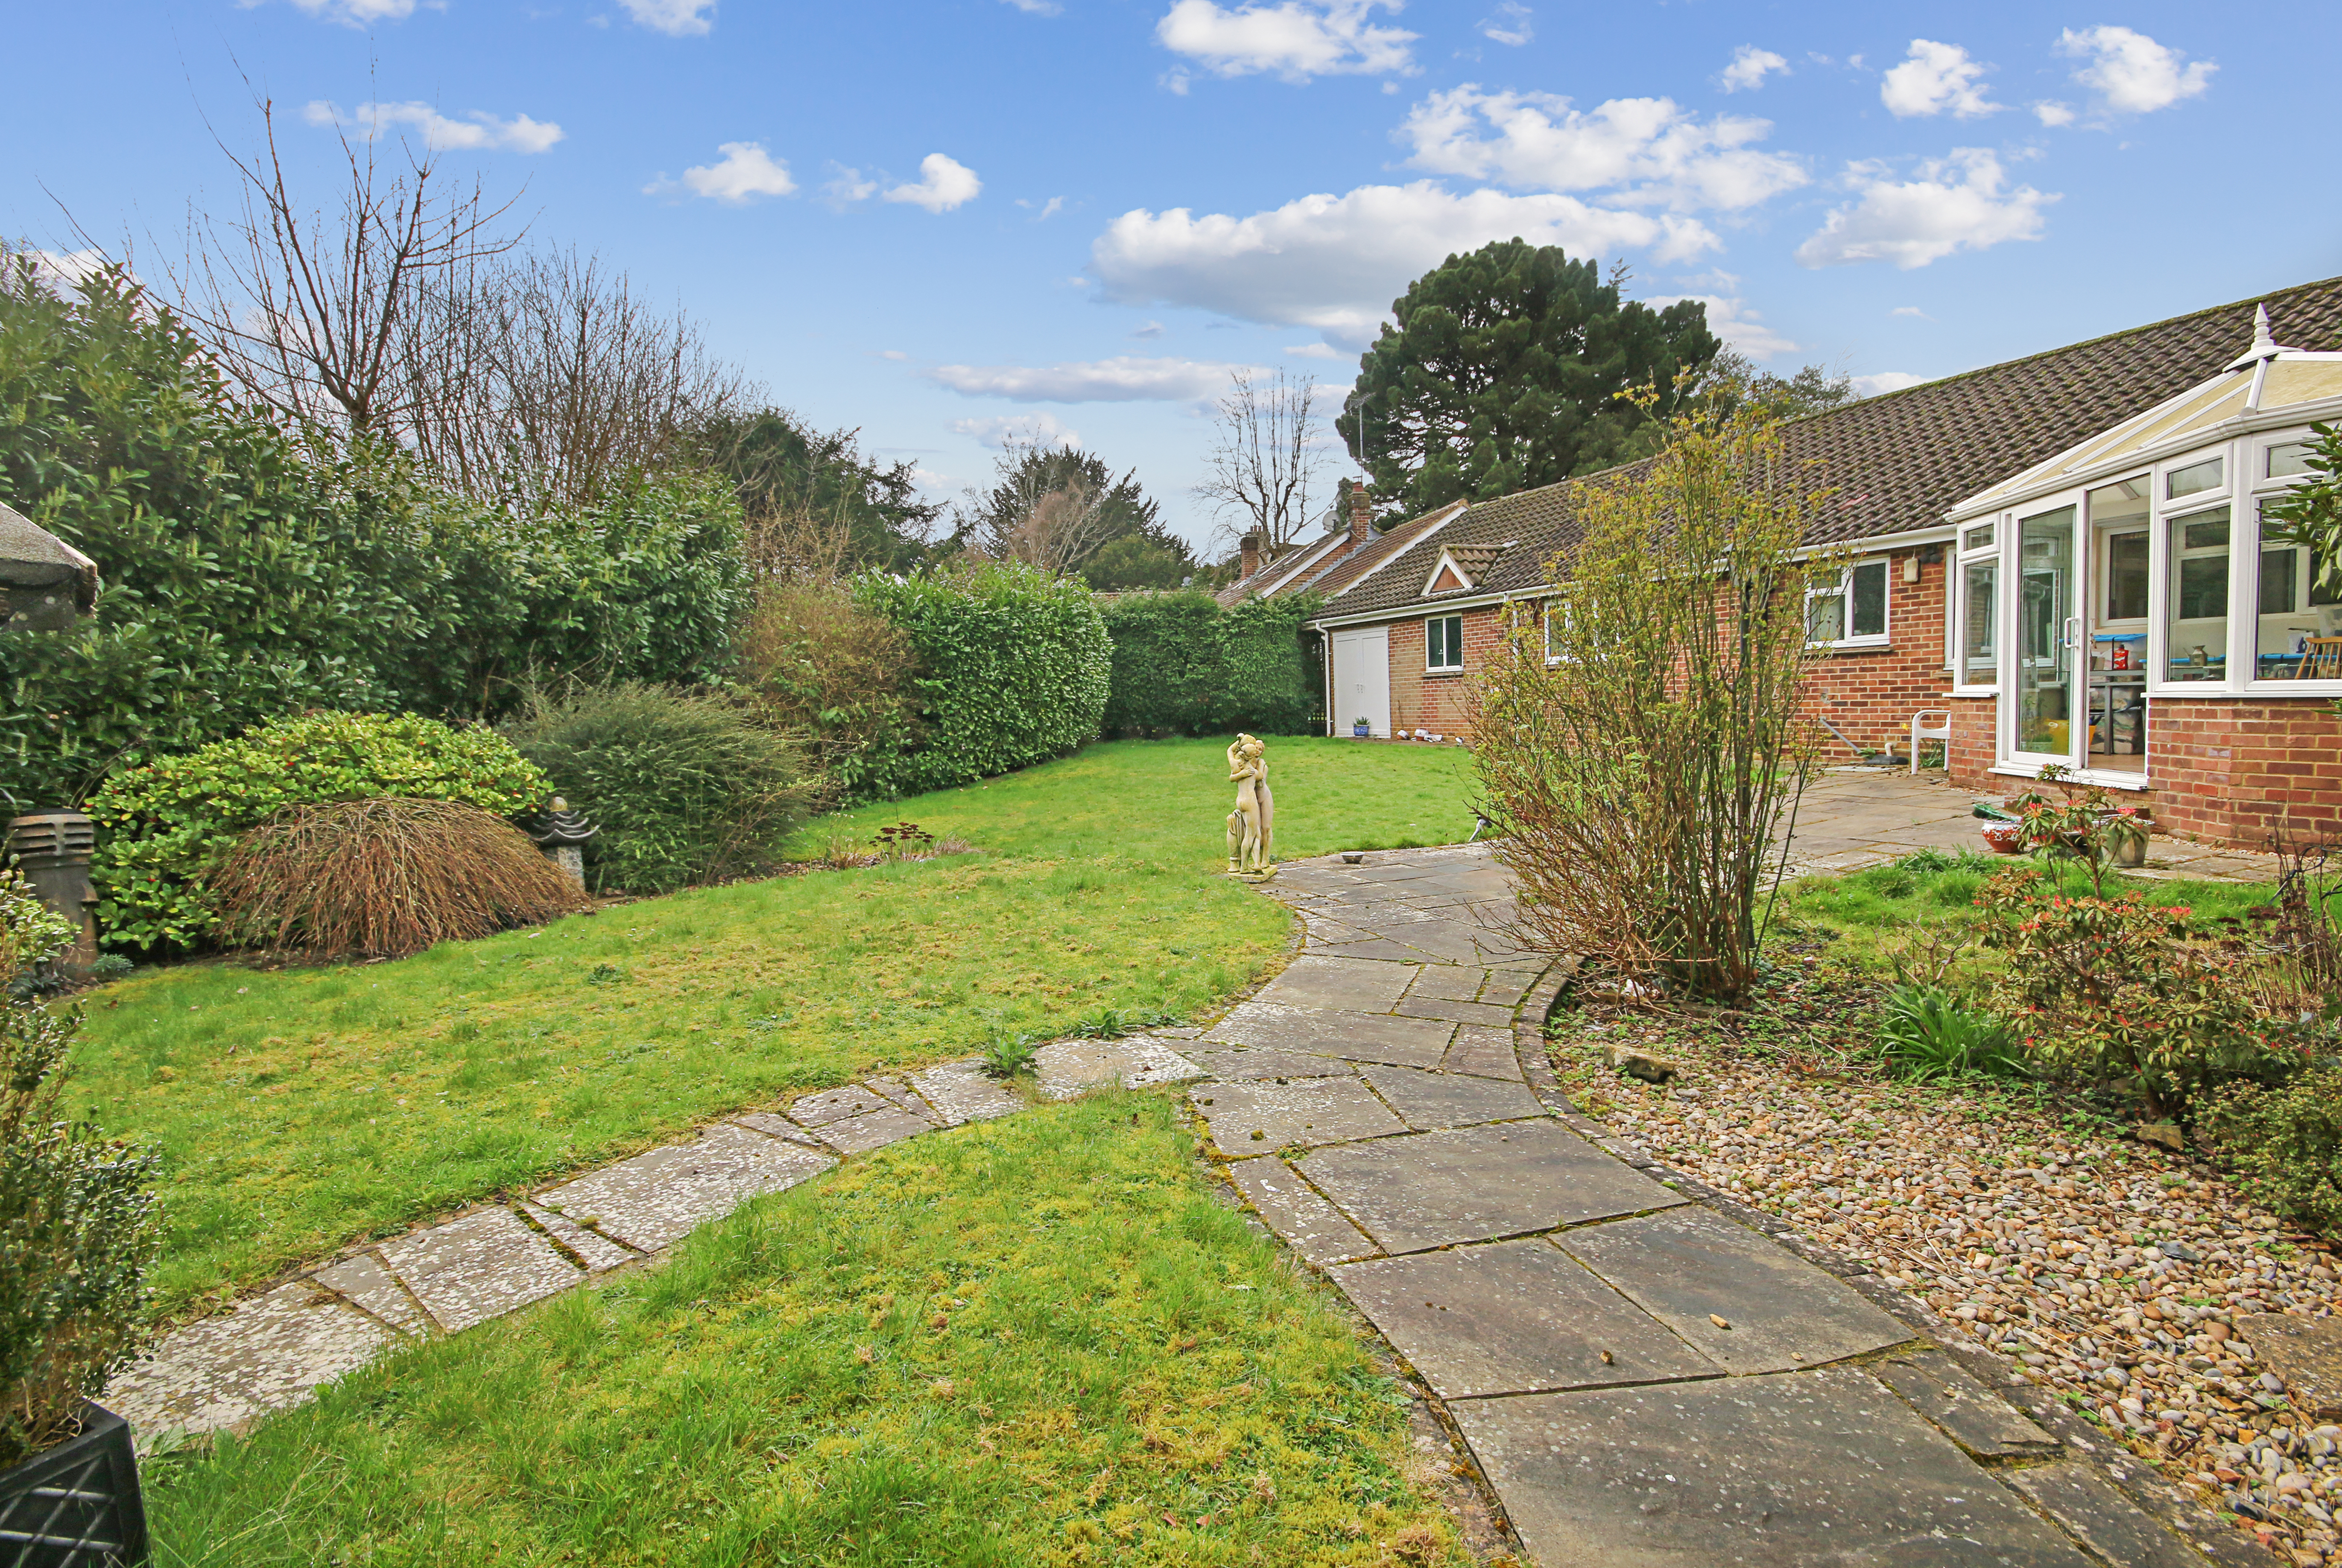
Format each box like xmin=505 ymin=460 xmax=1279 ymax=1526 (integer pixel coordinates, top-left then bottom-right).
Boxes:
xmin=1217 ymin=278 xmax=2342 ymax=849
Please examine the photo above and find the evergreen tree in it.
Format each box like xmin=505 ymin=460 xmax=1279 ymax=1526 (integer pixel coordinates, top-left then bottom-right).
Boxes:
xmin=702 ymin=409 xmax=942 ymax=573
xmin=1336 ymin=241 xmax=1720 ymax=521
xmin=952 ymin=445 xmax=1188 ymax=582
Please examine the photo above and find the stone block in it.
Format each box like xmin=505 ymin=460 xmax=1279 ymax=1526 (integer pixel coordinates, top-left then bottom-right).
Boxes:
xmin=2003 ymin=1461 xmax=2212 ymax=1568
xmin=378 ymin=1206 xmax=583 ymax=1334
xmin=907 ymin=1059 xmax=1025 ymax=1125
xmin=1205 ymin=1005 xmax=1455 ymax=1069
xmin=1871 ymin=1351 xmax=2059 ymax=1457
xmin=519 ymin=1201 xmax=637 ymax=1272
xmin=1252 ymin=954 xmax=1419 ymax=1013
xmin=1393 ymin=996 xmax=1517 ymax=1027
xmin=105 ymin=1283 xmax=399 ymax=1438
xmin=1403 ymin=965 xmax=1492 ymax=1003
xmin=2243 ymin=1312 xmax=2342 ymax=1418
xmin=1184 ymin=1046 xmax=1355 ymax=1080
xmin=786 ymin=1084 xmax=894 ymax=1127
xmin=1441 ymin=1026 xmax=1524 ymax=1082
xmin=312 ymin=1252 xmax=432 ymax=1336
xmin=814 ymin=1105 xmax=937 ymax=1155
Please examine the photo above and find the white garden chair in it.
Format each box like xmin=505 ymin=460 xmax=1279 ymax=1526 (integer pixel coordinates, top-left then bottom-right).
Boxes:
xmin=1909 ymin=709 xmax=1952 ymax=773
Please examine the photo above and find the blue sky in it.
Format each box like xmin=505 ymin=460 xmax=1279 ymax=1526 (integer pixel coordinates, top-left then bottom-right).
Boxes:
xmin=8 ymin=0 xmax=2339 ymax=548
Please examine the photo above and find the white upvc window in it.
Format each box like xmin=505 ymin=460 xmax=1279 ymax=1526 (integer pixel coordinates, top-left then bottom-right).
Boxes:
xmin=1426 ymin=613 xmax=1465 ymax=672
xmin=1542 ymin=600 xmax=1568 ymax=664
xmin=1807 ymin=559 xmax=1890 ymax=648
xmin=1951 ymin=522 xmax=1999 ymax=693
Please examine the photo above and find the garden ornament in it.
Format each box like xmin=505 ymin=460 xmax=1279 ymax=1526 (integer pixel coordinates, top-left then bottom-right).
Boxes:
xmin=520 ymin=796 xmax=599 ymax=890
xmin=1225 ymin=734 xmax=1275 ymax=877
xmin=0 ymin=501 xmax=99 ymax=633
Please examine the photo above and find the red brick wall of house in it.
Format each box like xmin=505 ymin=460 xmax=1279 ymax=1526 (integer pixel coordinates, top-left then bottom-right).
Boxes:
xmin=2135 ymin=699 xmax=2342 ymax=846
xmin=1388 ymin=606 xmax=1507 ymax=736
xmin=1803 ymin=551 xmax=1959 ymax=758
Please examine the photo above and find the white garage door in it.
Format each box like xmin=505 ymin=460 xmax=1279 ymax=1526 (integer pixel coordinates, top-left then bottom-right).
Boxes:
xmin=1330 ymin=626 xmax=1390 ymax=737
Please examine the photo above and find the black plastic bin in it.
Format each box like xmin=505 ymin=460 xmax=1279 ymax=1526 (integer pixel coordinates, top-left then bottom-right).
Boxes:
xmin=0 ymin=1404 xmax=147 ymax=1567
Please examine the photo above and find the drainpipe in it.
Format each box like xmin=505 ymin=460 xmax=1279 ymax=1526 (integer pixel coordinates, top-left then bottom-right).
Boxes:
xmin=1321 ymin=627 xmax=1334 ymax=736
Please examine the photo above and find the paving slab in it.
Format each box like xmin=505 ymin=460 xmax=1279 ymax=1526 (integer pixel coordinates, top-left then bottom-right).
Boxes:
xmin=786 ymin=1084 xmax=895 ymax=1127
xmin=1184 ymin=1046 xmax=1356 ymax=1081
xmin=1253 ymin=954 xmax=1419 ymax=1013
xmin=312 ymin=1252 xmax=433 ymax=1336
xmin=1118 ymin=1039 xmax=1207 ymax=1089
xmin=519 ymin=1200 xmax=638 ymax=1272
xmin=104 ymin=1283 xmax=400 ymax=1438
xmin=377 ymin=1206 xmax=583 ymax=1334
xmin=1441 ymin=1025 xmax=1525 ymax=1082
xmin=1032 ymin=1037 xmax=1202 ymax=1099
xmin=1556 ymin=1205 xmax=1912 ymax=1374
xmin=1403 ymin=965 xmax=1493 ymax=1003
xmin=2004 ymin=1461 xmax=2211 ymax=1568
xmin=537 ymin=1123 xmax=836 ymax=1251
xmin=908 ymin=1059 xmax=1026 ymax=1126
xmin=1448 ymin=1369 xmax=2097 ymax=1568
xmin=729 ymin=1110 xmax=833 ymax=1149
xmin=814 ymin=1104 xmax=938 ymax=1154
xmin=1224 ymin=1158 xmax=1379 ymax=1267
xmin=1871 ymin=1351 xmax=2060 ymax=1457
xmin=1194 ymin=1076 xmax=1407 ymax=1153
xmin=2241 ymin=1312 xmax=2342 ymax=1419
xmin=1477 ymin=969 xmax=1544 ymax=1009
xmin=1296 ymin=1122 xmax=1684 ymax=1254
xmin=1357 ymin=1063 xmax=1544 ymax=1130
xmin=1331 ymin=1240 xmax=1721 ymax=1399
xmin=1383 ymin=923 xmax=1502 ymax=965
xmin=1393 ymin=995 xmax=1519 ymax=1027
xmin=1204 ymin=1005 xmax=1456 ymax=1069
xmin=1307 ymin=937 xmax=1459 ymax=965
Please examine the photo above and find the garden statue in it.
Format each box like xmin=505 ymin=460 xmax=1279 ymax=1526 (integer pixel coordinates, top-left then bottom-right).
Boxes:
xmin=520 ymin=796 xmax=598 ymax=890
xmin=1225 ymin=734 xmax=1275 ymax=876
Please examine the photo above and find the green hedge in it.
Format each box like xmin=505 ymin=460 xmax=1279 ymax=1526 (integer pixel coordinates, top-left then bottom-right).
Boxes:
xmin=1099 ymin=590 xmax=1322 ymax=738
xmin=88 ymin=712 xmax=549 ymax=951
xmin=851 ymin=562 xmax=1109 ymax=796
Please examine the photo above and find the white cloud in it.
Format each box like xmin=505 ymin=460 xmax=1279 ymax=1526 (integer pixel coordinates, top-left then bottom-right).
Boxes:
xmin=1000 ymin=0 xmax=1062 ymax=12
xmin=1890 ymin=305 xmax=1933 ymax=319
xmin=878 ymin=349 xmax=909 ymax=361
xmin=1880 ymin=39 xmax=2000 ymax=119
xmin=884 ymin=154 xmax=982 ymax=213
xmin=2034 ymin=101 xmax=2077 ymax=128
xmin=1477 ymin=3 xmax=1531 ymax=47
xmin=646 ymin=142 xmax=796 ymax=203
xmin=1130 ymin=320 xmax=1166 ymax=339
xmin=303 ymin=100 xmax=564 ymax=154
xmin=1398 ymin=86 xmax=1804 ymax=213
xmin=1653 ymin=276 xmax=1798 ymax=358
xmin=18 ymin=249 xmax=116 ymax=296
xmin=2055 ymin=26 xmax=2214 ymax=116
xmin=927 ymin=355 xmax=1262 ymax=402
xmin=1719 ymin=45 xmax=1788 ymax=93
xmin=825 ymin=165 xmax=879 ymax=203
xmin=1852 ymin=371 xmax=1926 ymax=396
xmin=1285 ymin=342 xmax=1343 ymax=359
xmin=619 ymin=0 xmax=713 ymax=35
xmin=950 ymin=413 xmax=1082 ymax=448
xmin=269 ymin=0 xmax=425 ymax=27
xmin=1155 ymin=0 xmax=1416 ymax=82
xmin=1795 ymin=149 xmax=2054 ymax=269
xmin=1017 ymin=195 xmax=1067 ymax=220
xmin=1092 ymin=181 xmax=1717 ymax=347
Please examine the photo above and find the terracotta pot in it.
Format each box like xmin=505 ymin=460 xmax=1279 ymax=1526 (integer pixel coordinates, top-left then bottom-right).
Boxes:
xmin=1981 ymin=822 xmax=2025 ymax=855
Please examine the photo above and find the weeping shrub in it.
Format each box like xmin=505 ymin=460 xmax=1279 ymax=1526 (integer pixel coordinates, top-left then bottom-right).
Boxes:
xmin=209 ymin=799 xmax=589 ymax=959
xmin=502 ymin=685 xmax=819 ymax=893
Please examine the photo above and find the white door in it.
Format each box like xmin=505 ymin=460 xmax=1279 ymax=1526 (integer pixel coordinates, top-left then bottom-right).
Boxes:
xmin=1331 ymin=626 xmax=1391 ymax=737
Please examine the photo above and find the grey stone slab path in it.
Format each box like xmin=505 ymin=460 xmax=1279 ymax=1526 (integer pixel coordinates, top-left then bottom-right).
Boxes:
xmin=105 ymin=1036 xmax=1199 ymax=1440
xmin=1205 ymin=843 xmax=2251 ymax=1567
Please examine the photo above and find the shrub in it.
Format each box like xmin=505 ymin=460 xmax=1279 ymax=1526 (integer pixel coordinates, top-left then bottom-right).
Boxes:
xmin=503 ymin=685 xmax=818 ymax=893
xmin=1876 ymin=984 xmax=2026 ymax=1082
xmin=0 ymin=872 xmax=160 ymax=1468
xmin=851 ymin=562 xmax=1109 ymax=797
xmin=2199 ymin=1062 xmax=2342 ymax=1234
xmin=211 ymin=799 xmax=588 ymax=959
xmin=1099 ymin=591 xmax=1322 ymax=737
xmin=89 ymin=711 xmax=547 ymax=951
xmin=736 ymin=580 xmax=924 ymax=802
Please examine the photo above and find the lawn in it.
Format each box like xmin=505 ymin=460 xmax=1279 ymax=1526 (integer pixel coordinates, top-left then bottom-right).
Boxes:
xmin=77 ymin=736 xmax=1477 ymax=1315
xmin=146 ymin=1094 xmax=1468 ymax=1568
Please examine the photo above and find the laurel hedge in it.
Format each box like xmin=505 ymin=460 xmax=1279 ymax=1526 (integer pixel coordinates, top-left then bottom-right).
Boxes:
xmin=1099 ymin=590 xmax=1322 ymax=738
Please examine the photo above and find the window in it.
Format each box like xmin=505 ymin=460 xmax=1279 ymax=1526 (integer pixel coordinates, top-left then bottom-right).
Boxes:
xmin=2106 ymin=532 xmax=2150 ymax=620
xmin=2254 ymin=498 xmax=2342 ymax=676
xmin=1960 ymin=556 xmax=1998 ymax=682
xmin=1542 ymin=601 xmax=1566 ymax=663
xmin=2167 ymin=456 xmax=2224 ymax=499
xmin=2268 ymin=442 xmax=2314 ymax=479
xmin=1426 ymin=614 xmax=1464 ymax=671
xmin=2164 ymin=504 xmax=2231 ymax=680
xmin=1807 ymin=559 xmax=1889 ymax=646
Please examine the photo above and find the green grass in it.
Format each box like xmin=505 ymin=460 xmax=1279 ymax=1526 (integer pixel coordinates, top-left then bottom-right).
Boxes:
xmin=76 ymin=737 xmax=1476 ymax=1315
xmin=146 ymin=1095 xmax=1466 ymax=1568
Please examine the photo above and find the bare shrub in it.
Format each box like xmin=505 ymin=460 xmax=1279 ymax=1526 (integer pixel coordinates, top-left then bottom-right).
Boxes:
xmin=1194 ymin=369 xmax=1326 ymax=552
xmin=1471 ymin=404 xmax=1831 ymax=1002
xmin=211 ymin=797 xmax=587 ymax=959
xmin=737 ymin=580 xmax=924 ymax=800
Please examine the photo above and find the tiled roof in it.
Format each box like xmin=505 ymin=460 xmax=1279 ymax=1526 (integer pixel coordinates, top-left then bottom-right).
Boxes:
xmin=1311 ymin=275 xmax=2342 ymax=623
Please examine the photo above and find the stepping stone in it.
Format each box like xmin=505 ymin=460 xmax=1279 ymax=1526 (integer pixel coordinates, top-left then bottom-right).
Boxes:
xmin=1185 ymin=1046 xmax=1354 ymax=1081
xmin=1871 ymin=1352 xmax=2058 ymax=1457
xmin=1356 ymin=1064 xmax=1543 ymax=1130
xmin=1448 ymin=1369 xmax=2095 ymax=1568
xmin=1193 ymin=1077 xmax=1406 ymax=1153
xmin=907 ymin=1059 xmax=1025 ymax=1125
xmin=312 ymin=1252 xmax=433 ymax=1336
xmin=1402 ymin=965 xmax=1491 ymax=1003
xmin=519 ymin=1201 xmax=637 ymax=1272
xmin=1441 ymin=1026 xmax=1524 ymax=1082
xmin=1555 ymin=1206 xmax=1912 ymax=1375
xmin=1252 ymin=954 xmax=1419 ymax=1013
xmin=814 ymin=1105 xmax=936 ymax=1155
xmin=378 ymin=1207 xmax=584 ymax=1334
xmin=1296 ymin=1123 xmax=1683 ymax=1254
xmin=2003 ymin=1460 xmax=2211 ymax=1568
xmin=2242 ymin=1312 xmax=2342 ymax=1418
xmin=787 ymin=1084 xmax=894 ymax=1127
xmin=1031 ymin=1037 xmax=1203 ymax=1100
xmin=104 ymin=1282 xmax=400 ymax=1438
xmin=1224 ymin=1158 xmax=1378 ymax=1267
xmin=1330 ymin=1239 xmax=1720 ymax=1399
xmin=1393 ymin=996 xmax=1517 ymax=1027
xmin=1205 ymin=1005 xmax=1454 ymax=1069
xmin=537 ymin=1123 xmax=836 ymax=1252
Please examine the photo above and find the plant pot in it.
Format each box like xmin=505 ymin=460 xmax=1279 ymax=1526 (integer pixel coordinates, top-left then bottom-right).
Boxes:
xmin=0 ymin=1402 xmax=148 ymax=1566
xmin=1351 ymin=723 xmax=1369 ymax=738
xmin=2110 ymin=834 xmax=2148 ymax=869
xmin=1981 ymin=822 xmax=2025 ymax=855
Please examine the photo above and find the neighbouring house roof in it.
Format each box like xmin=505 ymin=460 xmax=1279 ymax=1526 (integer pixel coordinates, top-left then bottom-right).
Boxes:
xmin=1304 ymin=275 xmax=2342 ymax=627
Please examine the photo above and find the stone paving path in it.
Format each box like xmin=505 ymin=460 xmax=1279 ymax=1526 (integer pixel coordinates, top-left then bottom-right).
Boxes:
xmin=1213 ymin=844 xmax=2261 ymax=1568
xmin=105 ymin=1039 xmax=1208 ymax=1438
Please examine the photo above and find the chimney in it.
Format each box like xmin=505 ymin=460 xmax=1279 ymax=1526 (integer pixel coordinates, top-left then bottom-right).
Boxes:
xmin=1348 ymin=486 xmax=1374 ymax=547
xmin=1240 ymin=532 xmax=1261 ymax=579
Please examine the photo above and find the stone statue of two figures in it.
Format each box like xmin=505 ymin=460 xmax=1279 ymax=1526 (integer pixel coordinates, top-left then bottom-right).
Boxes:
xmin=1225 ymin=733 xmax=1275 ymax=877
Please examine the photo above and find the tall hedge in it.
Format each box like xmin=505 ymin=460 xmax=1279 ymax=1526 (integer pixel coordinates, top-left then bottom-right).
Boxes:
xmin=851 ymin=562 xmax=1109 ymax=796
xmin=1100 ymin=590 xmax=1322 ymax=737
xmin=0 ymin=263 xmax=745 ymax=807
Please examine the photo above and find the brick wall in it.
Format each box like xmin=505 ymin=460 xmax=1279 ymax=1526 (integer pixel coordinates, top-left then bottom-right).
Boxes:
xmin=1804 ymin=550 xmax=1959 ymax=758
xmin=1388 ymin=605 xmax=1507 ymax=736
xmin=2139 ymin=698 xmax=2342 ymax=846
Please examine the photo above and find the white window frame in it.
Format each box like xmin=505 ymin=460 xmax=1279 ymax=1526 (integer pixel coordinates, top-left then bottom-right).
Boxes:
xmin=1950 ymin=522 xmax=2000 ymax=696
xmin=1806 ymin=558 xmax=1891 ymax=649
xmin=1426 ymin=613 xmax=1465 ymax=673
xmin=1542 ymin=599 xmax=1569 ymax=664
xmin=2243 ymin=432 xmax=2340 ymax=692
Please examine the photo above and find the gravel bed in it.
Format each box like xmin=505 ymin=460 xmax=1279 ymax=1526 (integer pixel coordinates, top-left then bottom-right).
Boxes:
xmin=1549 ymin=1009 xmax=2342 ymax=1566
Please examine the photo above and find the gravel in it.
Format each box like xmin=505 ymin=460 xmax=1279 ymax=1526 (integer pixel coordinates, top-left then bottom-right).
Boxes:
xmin=1549 ymin=1015 xmax=2342 ymax=1565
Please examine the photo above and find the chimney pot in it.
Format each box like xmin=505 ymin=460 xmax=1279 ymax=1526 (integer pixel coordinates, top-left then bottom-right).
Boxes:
xmin=1348 ymin=486 xmax=1374 ymax=547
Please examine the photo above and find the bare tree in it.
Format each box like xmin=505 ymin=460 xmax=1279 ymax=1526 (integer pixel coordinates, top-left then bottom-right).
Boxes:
xmin=1195 ymin=370 xmax=1326 ymax=552
xmin=953 ymin=443 xmax=1144 ymax=575
xmin=170 ymin=94 xmax=523 ymax=444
